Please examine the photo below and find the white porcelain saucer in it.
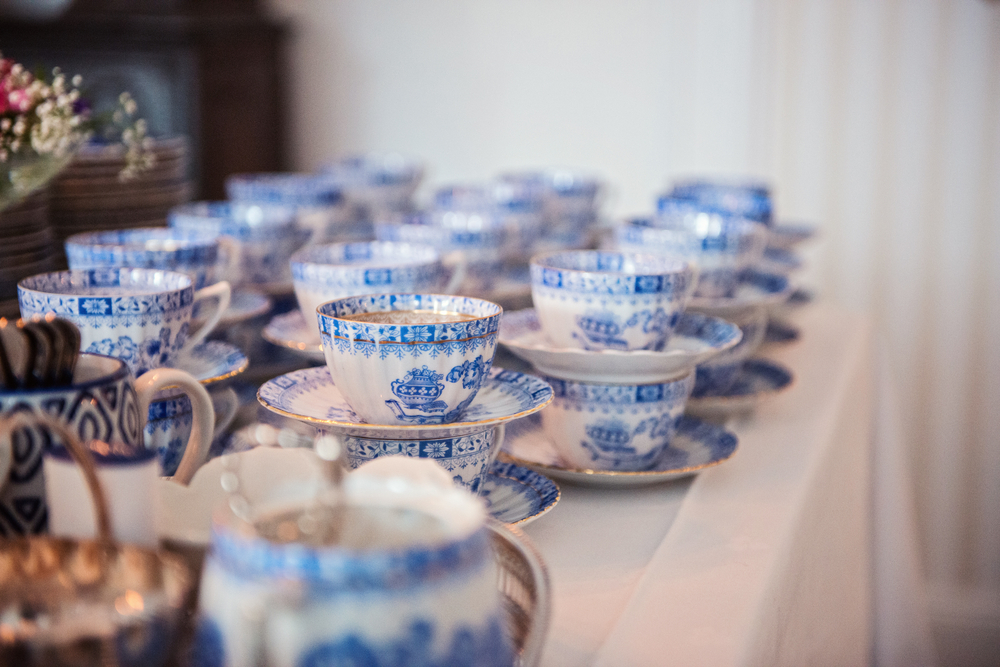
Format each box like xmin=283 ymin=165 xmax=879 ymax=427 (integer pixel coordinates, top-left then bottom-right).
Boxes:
xmin=501 ymin=413 xmax=738 ymax=489
xmin=219 ymin=290 xmax=273 ymax=326
xmin=167 ymin=340 xmax=249 ymax=385
xmin=262 ymin=310 xmax=325 ymax=363
xmin=688 ymin=270 xmax=793 ymax=316
xmin=499 ymin=309 xmax=742 ymax=383
xmin=257 ymin=366 xmax=554 ymax=439
xmin=685 ymin=358 xmax=794 ymax=420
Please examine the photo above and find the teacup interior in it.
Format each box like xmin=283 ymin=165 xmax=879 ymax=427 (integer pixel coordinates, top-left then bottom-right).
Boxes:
xmin=72 ymin=354 xmax=126 ymax=384
xmin=22 ymin=269 xmax=192 ymax=296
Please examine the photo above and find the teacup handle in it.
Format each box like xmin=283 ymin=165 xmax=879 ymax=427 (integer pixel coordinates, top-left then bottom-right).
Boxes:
xmin=211 ymin=387 xmax=240 ymax=440
xmin=215 ymin=236 xmax=243 ymax=286
xmin=441 ymin=250 xmax=468 ymax=295
xmin=135 ymin=368 xmax=214 ymax=486
xmin=182 ymin=280 xmax=232 ymax=353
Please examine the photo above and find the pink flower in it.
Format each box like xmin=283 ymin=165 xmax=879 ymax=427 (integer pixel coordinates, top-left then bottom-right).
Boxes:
xmin=7 ymin=89 xmax=31 ymax=113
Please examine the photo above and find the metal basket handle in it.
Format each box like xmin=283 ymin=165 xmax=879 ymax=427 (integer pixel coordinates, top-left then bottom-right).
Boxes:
xmin=0 ymin=412 xmax=112 ymax=544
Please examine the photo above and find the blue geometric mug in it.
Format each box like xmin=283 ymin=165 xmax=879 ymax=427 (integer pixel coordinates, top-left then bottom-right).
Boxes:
xmin=0 ymin=353 xmax=214 ymax=535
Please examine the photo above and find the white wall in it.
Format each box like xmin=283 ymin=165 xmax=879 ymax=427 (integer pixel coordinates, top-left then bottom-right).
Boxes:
xmin=268 ymin=0 xmax=1000 ymax=654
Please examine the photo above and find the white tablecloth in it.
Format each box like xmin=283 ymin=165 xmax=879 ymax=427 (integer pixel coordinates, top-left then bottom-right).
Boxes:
xmin=519 ymin=303 xmax=933 ymax=666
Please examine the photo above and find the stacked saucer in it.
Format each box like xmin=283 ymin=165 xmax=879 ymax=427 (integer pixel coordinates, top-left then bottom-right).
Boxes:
xmin=499 ymin=250 xmax=742 ymax=486
xmin=49 ymin=137 xmax=192 ymax=243
xmin=0 ymin=189 xmax=58 ymax=315
xmin=257 ymin=293 xmax=560 ymax=525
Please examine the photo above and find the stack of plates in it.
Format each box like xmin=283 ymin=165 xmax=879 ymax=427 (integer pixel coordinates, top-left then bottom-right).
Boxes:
xmin=0 ymin=188 xmax=58 ymax=314
xmin=49 ymin=137 xmax=193 ymax=242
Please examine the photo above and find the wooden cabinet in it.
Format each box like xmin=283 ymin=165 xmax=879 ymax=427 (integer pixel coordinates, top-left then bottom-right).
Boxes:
xmin=0 ymin=1 xmax=288 ymax=199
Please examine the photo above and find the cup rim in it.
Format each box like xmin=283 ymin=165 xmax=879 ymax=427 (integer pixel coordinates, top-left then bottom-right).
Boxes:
xmin=65 ymin=227 xmax=221 ymax=252
xmin=544 ymin=369 xmax=694 ymax=395
xmin=530 ymin=249 xmax=690 ymax=277
xmin=18 ymin=267 xmax=194 ymax=296
xmin=169 ymin=200 xmax=298 ymax=227
xmin=290 ymin=240 xmax=440 ymax=269
xmin=317 ymin=293 xmax=502 ymax=327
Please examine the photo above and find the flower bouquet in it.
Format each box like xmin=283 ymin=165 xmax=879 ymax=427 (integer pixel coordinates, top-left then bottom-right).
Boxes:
xmin=0 ymin=53 xmax=152 ymax=212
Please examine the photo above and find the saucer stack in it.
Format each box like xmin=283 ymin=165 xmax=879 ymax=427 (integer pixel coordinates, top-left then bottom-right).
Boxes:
xmin=0 ymin=188 xmax=58 ymax=316
xmin=48 ymin=137 xmax=192 ymax=245
xmin=498 ymin=250 xmax=743 ymax=487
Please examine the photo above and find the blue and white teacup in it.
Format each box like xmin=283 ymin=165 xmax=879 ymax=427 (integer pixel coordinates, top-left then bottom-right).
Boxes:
xmin=637 ymin=201 xmax=769 ymax=299
xmin=541 ymin=372 xmax=695 ymax=471
xmin=0 ymin=353 xmax=214 ymax=535
xmin=666 ymin=179 xmax=773 ymax=226
xmin=194 ymin=457 xmax=512 ymax=667
xmin=169 ymin=201 xmax=309 ymax=289
xmin=291 ymin=241 xmax=466 ymax=337
xmin=65 ymin=227 xmax=238 ymax=289
xmin=321 ymin=152 xmax=425 ymax=214
xmin=146 ymin=387 xmax=239 ymax=477
xmin=689 ymin=305 xmax=768 ymax=397
xmin=375 ymin=212 xmax=507 ymax=294
xmin=18 ymin=268 xmax=231 ymax=376
xmin=343 ymin=426 xmax=499 ymax=493
xmin=530 ymin=250 xmax=695 ymax=352
xmin=318 ymin=293 xmax=502 ymax=425
xmin=225 ymin=172 xmax=354 ymax=243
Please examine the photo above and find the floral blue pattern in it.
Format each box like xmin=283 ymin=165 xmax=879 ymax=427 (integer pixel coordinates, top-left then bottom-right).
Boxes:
xmin=65 ymin=228 xmax=224 ymax=289
xmin=345 ymin=428 xmax=497 ymax=492
xmin=294 ymin=616 xmax=512 ymax=667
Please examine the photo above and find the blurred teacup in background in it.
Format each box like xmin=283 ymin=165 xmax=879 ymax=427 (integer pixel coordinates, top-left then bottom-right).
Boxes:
xmin=376 ymin=211 xmax=507 ymax=296
xmin=291 ymin=241 xmax=466 ymax=339
xmin=225 ymin=172 xmax=354 ymax=243
xmin=64 ymin=227 xmax=238 ymax=290
xmin=170 ymin=201 xmax=307 ymax=292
